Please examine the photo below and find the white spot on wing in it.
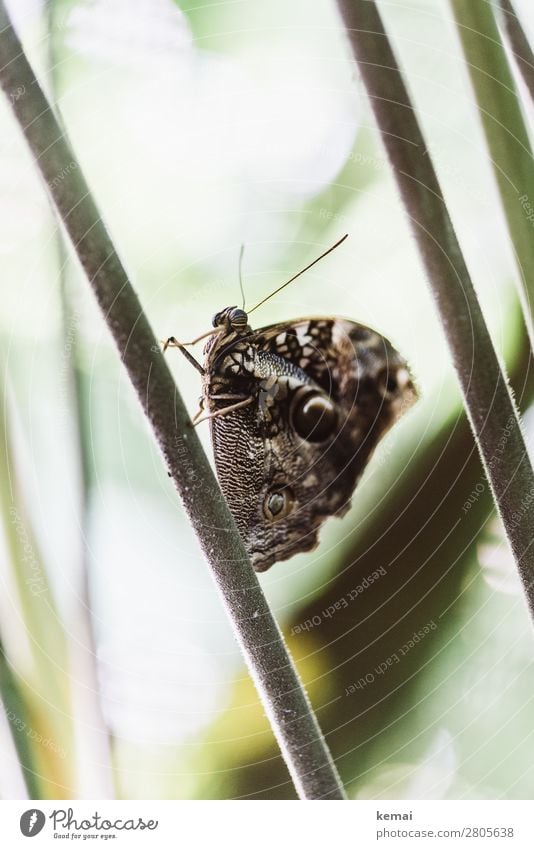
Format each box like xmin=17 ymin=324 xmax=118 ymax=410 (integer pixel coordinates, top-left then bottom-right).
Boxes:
xmin=295 ymin=324 xmax=311 ymax=345
xmin=396 ymin=367 xmax=410 ymax=388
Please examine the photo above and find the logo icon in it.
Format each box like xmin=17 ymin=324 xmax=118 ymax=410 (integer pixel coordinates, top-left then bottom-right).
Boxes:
xmin=20 ymin=809 xmax=46 ymax=837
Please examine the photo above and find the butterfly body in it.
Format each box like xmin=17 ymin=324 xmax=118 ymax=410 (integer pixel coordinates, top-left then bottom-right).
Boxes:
xmin=199 ymin=307 xmax=416 ymax=572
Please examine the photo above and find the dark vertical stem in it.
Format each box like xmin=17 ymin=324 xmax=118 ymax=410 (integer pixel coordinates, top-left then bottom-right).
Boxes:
xmin=499 ymin=0 xmax=534 ymax=103
xmin=0 ymin=3 xmax=345 ymax=799
xmin=451 ymin=0 xmax=534 ymax=347
xmin=335 ymin=0 xmax=534 ymax=620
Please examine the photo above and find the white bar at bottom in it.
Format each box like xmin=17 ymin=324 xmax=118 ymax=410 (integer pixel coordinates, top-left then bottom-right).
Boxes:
xmin=0 ymin=799 xmax=532 ymax=848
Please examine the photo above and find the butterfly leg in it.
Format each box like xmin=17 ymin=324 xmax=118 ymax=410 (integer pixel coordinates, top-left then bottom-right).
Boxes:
xmin=192 ymin=395 xmax=254 ymax=427
xmin=162 ymin=336 xmax=205 ymax=375
xmin=190 ymin=393 xmax=249 ymax=425
xmin=190 ymin=399 xmax=205 ymax=425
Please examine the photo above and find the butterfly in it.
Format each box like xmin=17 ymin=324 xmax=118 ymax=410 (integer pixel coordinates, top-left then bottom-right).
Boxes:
xmin=165 ymin=236 xmax=417 ymax=571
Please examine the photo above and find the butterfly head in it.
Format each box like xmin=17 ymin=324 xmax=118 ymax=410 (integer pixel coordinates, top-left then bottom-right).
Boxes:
xmin=212 ymin=306 xmax=250 ymax=334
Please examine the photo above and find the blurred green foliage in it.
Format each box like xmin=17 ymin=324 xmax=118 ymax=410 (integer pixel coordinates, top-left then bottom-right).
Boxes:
xmin=0 ymin=0 xmax=533 ymax=800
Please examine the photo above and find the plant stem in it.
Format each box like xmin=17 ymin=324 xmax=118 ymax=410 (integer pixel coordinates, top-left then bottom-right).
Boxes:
xmin=498 ymin=0 xmax=534 ymax=104
xmin=451 ymin=0 xmax=534 ymax=347
xmin=44 ymin=0 xmax=115 ymax=797
xmin=0 ymin=4 xmax=345 ymax=800
xmin=335 ymin=1 xmax=534 ymax=621
xmin=0 ymin=639 xmax=40 ymax=798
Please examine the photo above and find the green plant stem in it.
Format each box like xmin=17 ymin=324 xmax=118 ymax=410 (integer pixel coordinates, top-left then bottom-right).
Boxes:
xmin=44 ymin=0 xmax=114 ymax=797
xmin=0 ymin=639 xmax=40 ymax=798
xmin=498 ymin=0 xmax=534 ymax=104
xmin=335 ymin=0 xmax=534 ymax=621
xmin=451 ymin=0 xmax=534 ymax=347
xmin=0 ymin=4 xmax=345 ymax=800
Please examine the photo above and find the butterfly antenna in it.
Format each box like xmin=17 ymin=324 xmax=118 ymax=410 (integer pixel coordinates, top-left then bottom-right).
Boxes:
xmin=238 ymin=243 xmax=246 ymax=310
xmin=247 ymin=234 xmax=348 ymax=316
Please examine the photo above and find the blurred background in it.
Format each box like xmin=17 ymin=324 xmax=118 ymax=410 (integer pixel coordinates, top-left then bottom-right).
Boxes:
xmin=1 ymin=0 xmax=534 ymax=799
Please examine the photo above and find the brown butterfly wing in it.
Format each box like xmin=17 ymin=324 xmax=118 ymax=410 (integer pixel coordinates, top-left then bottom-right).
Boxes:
xmin=207 ymin=318 xmax=416 ymax=572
